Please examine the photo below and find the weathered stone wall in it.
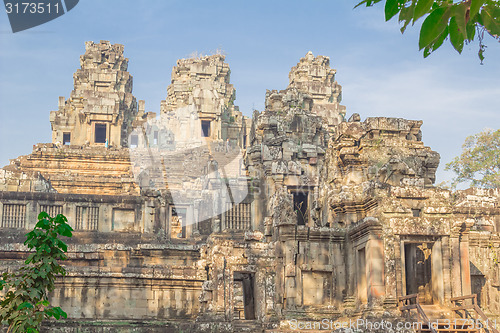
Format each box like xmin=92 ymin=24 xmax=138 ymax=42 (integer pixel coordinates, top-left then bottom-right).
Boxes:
xmin=0 ymin=231 xmax=205 ymax=322
xmin=2 ymin=144 xmax=138 ymax=195
xmin=1 ymin=46 xmax=500 ymax=333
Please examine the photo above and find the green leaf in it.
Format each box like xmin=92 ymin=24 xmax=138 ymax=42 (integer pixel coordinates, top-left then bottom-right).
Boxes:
xmin=385 ymin=0 xmax=401 ymax=21
xmin=414 ymin=0 xmax=434 ymax=21
xmin=56 ymin=224 xmax=73 ymax=237
xmin=449 ymin=17 xmax=465 ymax=53
xmin=16 ymin=302 xmax=33 ymax=310
xmin=51 ymin=307 xmax=67 ymax=319
xmin=432 ymin=25 xmax=449 ymax=51
xmin=470 ymin=0 xmax=485 ymax=19
xmin=422 ymin=25 xmax=449 ymax=57
xmin=54 ymin=214 xmax=68 ymax=224
xmin=419 ymin=6 xmax=451 ymax=50
xmin=354 ymin=0 xmax=369 ymax=9
xmin=479 ymin=44 xmax=486 ymax=63
xmin=35 ymin=219 xmax=50 ymax=230
xmin=399 ymin=3 xmax=415 ymax=33
xmin=466 ymin=20 xmax=476 ymax=40
xmin=37 ymin=212 xmax=49 ymax=220
xmin=354 ymin=0 xmax=383 ymax=8
xmin=481 ymin=5 xmax=500 ymax=37
xmin=423 ymin=46 xmax=432 ymax=58
xmin=452 ymin=2 xmax=468 ymax=37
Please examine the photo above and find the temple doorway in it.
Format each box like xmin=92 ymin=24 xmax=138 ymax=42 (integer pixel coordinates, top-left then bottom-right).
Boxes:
xmin=404 ymin=242 xmax=433 ymax=304
xmin=234 ymin=272 xmax=255 ymax=320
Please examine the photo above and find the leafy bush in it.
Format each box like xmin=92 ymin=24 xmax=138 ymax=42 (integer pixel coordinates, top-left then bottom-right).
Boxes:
xmin=0 ymin=212 xmax=73 ymax=333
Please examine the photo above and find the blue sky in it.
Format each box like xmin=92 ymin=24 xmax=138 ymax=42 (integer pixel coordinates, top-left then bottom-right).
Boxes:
xmin=0 ymin=0 xmax=499 ymax=185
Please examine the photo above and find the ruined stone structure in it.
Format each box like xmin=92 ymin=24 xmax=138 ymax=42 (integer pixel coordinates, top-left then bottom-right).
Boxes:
xmin=1 ymin=41 xmax=500 ymax=333
xmin=50 ymin=41 xmax=138 ymax=148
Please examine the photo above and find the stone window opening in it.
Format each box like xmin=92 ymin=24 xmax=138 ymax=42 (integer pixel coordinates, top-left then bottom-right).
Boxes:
xmin=63 ymin=132 xmax=71 ymax=145
xmin=39 ymin=205 xmax=63 ymax=217
xmin=130 ymin=134 xmax=138 ymax=148
xmin=171 ymin=207 xmax=187 ymax=239
xmin=292 ymin=191 xmax=308 ymax=226
xmin=412 ymin=208 xmax=421 ymax=217
xmin=201 ymin=120 xmax=211 ymax=138
xmin=1 ymin=204 xmax=26 ymax=228
xmin=94 ymin=123 xmax=107 ymax=144
xmin=153 ymin=131 xmax=158 ymax=145
xmin=233 ymin=272 xmax=255 ymax=320
xmin=75 ymin=206 xmax=99 ymax=230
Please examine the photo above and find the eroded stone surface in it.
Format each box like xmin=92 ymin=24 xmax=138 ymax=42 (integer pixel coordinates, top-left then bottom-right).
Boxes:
xmin=1 ymin=47 xmax=499 ymax=333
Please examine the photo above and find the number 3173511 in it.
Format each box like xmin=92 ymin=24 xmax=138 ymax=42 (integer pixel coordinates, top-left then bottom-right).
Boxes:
xmin=5 ymin=2 xmax=60 ymax=14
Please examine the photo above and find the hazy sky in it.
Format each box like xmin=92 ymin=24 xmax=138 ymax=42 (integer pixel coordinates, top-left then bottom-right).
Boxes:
xmin=1 ymin=0 xmax=499 ymax=185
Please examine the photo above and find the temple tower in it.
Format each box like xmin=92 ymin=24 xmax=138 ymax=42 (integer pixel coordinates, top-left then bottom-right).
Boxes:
xmin=288 ymin=51 xmax=346 ymax=127
xmin=50 ymin=40 xmax=138 ymax=148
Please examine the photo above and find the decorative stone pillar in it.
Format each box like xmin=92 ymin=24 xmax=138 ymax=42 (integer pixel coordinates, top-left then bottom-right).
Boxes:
xmin=366 ymin=233 xmax=385 ymax=306
xmin=459 ymin=219 xmax=475 ymax=296
xmin=450 ymin=231 xmax=462 ymax=297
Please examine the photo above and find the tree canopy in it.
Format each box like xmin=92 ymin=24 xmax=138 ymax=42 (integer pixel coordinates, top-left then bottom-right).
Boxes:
xmin=355 ymin=0 xmax=500 ymax=62
xmin=445 ymin=128 xmax=500 ymax=188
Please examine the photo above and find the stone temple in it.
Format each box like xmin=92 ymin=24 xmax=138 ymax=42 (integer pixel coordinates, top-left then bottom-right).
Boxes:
xmin=1 ymin=41 xmax=499 ymax=333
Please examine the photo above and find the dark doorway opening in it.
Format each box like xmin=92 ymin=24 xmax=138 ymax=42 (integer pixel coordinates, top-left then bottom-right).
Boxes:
xmin=358 ymin=247 xmax=367 ymax=304
xmin=405 ymin=242 xmax=433 ymax=304
xmin=292 ymin=191 xmax=308 ymax=226
xmin=201 ymin=120 xmax=211 ymax=137
xmin=63 ymin=132 xmax=71 ymax=145
xmin=234 ymin=272 xmax=255 ymax=320
xmin=95 ymin=123 xmax=107 ymax=143
xmin=471 ymin=274 xmax=486 ymax=307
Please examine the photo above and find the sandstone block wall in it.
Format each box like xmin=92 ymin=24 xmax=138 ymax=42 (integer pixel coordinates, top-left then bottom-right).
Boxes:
xmin=1 ymin=46 xmax=499 ymax=332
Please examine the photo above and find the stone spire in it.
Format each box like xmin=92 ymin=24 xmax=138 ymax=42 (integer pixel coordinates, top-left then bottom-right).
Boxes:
xmin=50 ymin=40 xmax=138 ymax=148
xmin=161 ymin=54 xmax=235 ymax=117
xmin=160 ymin=54 xmax=248 ymax=144
xmin=288 ymin=51 xmax=346 ymax=126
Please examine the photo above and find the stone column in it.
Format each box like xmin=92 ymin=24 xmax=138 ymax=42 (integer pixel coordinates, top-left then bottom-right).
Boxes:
xmin=159 ymin=203 xmax=167 ymax=236
xmin=366 ymin=235 xmax=385 ymax=306
xmin=431 ymin=239 xmax=445 ymax=304
xmin=441 ymin=235 xmax=452 ymax=302
xmin=346 ymin=235 xmax=356 ymax=300
xmin=460 ymin=221 xmax=474 ymax=296
xmin=332 ymin=241 xmax=346 ymax=304
xmin=450 ymin=233 xmax=462 ymax=297
xmin=385 ymin=236 xmax=398 ymax=303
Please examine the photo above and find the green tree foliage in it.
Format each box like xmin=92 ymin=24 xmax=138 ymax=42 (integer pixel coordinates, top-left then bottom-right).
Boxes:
xmin=445 ymin=128 xmax=500 ymax=188
xmin=355 ymin=0 xmax=500 ymax=62
xmin=0 ymin=212 xmax=73 ymax=333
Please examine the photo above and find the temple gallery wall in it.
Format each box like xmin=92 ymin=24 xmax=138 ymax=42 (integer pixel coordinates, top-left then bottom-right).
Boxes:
xmin=1 ymin=41 xmax=499 ymax=333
